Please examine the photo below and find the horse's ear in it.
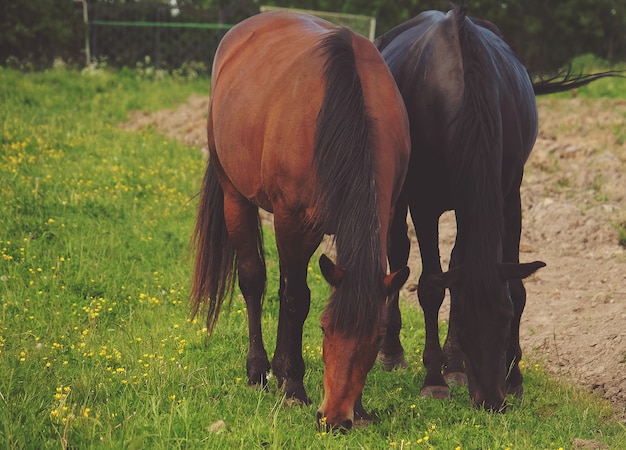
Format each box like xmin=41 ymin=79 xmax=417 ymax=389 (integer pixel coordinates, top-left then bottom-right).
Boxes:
xmin=424 ymin=266 xmax=463 ymax=289
xmin=499 ymin=261 xmax=546 ymax=280
xmin=319 ymin=254 xmax=345 ymax=287
xmin=384 ymin=266 xmax=410 ymax=295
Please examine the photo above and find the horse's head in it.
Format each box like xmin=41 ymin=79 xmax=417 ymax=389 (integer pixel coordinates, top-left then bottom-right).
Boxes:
xmin=316 ymin=254 xmax=408 ymax=430
xmin=429 ymin=260 xmax=545 ymax=411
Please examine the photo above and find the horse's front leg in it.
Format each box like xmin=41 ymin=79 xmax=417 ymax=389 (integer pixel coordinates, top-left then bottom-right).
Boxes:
xmin=503 ymin=189 xmax=525 ymax=397
xmin=379 ymin=197 xmax=409 ymax=371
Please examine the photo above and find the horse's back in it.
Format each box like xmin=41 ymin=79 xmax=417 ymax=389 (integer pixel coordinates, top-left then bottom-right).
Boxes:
xmin=375 ymin=10 xmax=449 ymax=80
xmin=209 ymin=11 xmax=409 ymax=217
xmin=211 ymin=12 xmax=333 ymax=79
xmin=377 ymin=9 xmax=537 ymax=184
xmin=377 ymin=11 xmax=465 ymax=153
xmin=209 ymin=12 xmax=334 ymax=209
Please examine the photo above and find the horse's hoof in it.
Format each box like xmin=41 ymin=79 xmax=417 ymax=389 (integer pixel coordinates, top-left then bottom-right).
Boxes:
xmin=247 ymin=359 xmax=270 ymax=390
xmin=420 ymin=385 xmax=450 ymax=399
xmin=284 ymin=396 xmax=309 ymax=407
xmin=283 ymin=381 xmax=311 ymax=406
xmin=354 ymin=404 xmax=372 ymax=422
xmin=507 ymin=383 xmax=524 ymax=398
xmin=444 ymin=371 xmax=468 ymax=387
xmin=353 ymin=418 xmax=372 ymax=429
xmin=377 ymin=351 xmax=408 ymax=371
xmin=248 ymin=374 xmax=269 ymax=392
xmin=353 ymin=403 xmax=373 ymax=429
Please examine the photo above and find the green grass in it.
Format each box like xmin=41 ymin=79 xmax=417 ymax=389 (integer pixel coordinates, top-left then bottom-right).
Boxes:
xmin=1 ymin=67 xmax=625 ymax=449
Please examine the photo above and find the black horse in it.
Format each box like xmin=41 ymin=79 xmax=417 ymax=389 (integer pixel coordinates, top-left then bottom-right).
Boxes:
xmin=374 ymin=5 xmax=618 ymax=411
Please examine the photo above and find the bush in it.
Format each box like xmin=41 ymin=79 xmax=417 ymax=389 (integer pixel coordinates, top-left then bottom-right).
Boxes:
xmin=0 ymin=0 xmax=85 ymax=69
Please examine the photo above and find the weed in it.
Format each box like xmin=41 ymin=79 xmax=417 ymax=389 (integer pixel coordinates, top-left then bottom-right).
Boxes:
xmin=618 ymin=222 xmax=626 ymax=248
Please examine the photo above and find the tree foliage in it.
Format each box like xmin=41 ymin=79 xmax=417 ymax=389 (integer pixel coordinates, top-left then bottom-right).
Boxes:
xmin=1 ymin=0 xmax=625 ymax=72
xmin=0 ymin=0 xmax=84 ymax=68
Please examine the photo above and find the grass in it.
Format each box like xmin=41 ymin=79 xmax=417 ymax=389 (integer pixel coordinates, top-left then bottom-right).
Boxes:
xmin=1 ymin=66 xmax=625 ymax=449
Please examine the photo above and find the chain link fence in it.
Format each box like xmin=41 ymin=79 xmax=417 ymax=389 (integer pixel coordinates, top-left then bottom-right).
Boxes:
xmin=88 ymin=2 xmax=244 ymax=73
xmin=87 ymin=2 xmax=376 ymax=74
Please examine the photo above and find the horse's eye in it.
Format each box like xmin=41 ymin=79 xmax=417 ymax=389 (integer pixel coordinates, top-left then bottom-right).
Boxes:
xmin=320 ymin=326 xmax=326 ymax=337
xmin=374 ymin=335 xmax=384 ymax=347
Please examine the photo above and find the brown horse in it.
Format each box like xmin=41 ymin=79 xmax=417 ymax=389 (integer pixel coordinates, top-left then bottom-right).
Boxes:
xmin=191 ymin=11 xmax=410 ymax=430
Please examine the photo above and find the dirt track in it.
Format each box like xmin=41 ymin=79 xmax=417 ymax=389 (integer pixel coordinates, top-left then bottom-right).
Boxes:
xmin=122 ymin=94 xmax=626 ymax=421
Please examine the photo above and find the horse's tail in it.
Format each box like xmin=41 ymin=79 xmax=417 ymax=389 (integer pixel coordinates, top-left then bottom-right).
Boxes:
xmin=313 ymin=27 xmax=384 ymax=336
xmin=190 ymin=160 xmax=237 ymax=334
xmin=532 ymin=68 xmax=624 ymax=95
xmin=448 ymin=5 xmax=504 ymax=292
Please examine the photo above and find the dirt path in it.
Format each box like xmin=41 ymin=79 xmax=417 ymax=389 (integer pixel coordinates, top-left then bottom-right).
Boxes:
xmin=122 ymin=94 xmax=626 ymax=420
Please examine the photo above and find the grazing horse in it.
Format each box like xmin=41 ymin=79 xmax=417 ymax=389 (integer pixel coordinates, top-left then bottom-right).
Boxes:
xmin=375 ymin=5 xmax=547 ymax=411
xmin=191 ymin=11 xmax=410 ymax=430
xmin=377 ymin=7 xmax=622 ymax=412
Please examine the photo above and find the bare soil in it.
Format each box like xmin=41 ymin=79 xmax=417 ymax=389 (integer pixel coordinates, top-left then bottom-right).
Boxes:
xmin=122 ymin=94 xmax=626 ymax=421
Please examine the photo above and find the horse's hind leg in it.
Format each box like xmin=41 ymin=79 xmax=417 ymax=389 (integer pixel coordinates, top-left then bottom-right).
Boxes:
xmin=443 ymin=234 xmax=468 ymax=387
xmin=503 ymin=189 xmax=525 ymax=397
xmin=379 ymin=197 xmax=409 ymax=370
xmin=271 ymin=215 xmax=322 ymax=405
xmin=222 ymin=192 xmax=270 ymax=388
xmin=413 ymin=210 xmax=450 ymax=398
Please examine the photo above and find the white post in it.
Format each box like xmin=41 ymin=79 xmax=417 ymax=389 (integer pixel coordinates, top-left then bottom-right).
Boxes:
xmin=369 ymin=18 xmax=376 ymax=42
xmin=74 ymin=0 xmax=90 ymax=66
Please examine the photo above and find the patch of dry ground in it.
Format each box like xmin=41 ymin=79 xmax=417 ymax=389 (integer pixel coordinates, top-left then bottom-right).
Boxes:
xmin=122 ymin=95 xmax=626 ymax=421
xmin=519 ymin=98 xmax=625 ymax=418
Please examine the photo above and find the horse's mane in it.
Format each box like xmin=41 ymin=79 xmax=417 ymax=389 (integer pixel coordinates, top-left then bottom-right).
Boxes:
xmin=448 ymin=5 xmax=505 ymax=305
xmin=313 ymin=27 xmax=385 ymax=337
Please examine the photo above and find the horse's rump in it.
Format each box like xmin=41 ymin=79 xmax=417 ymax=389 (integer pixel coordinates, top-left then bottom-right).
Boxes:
xmin=209 ymin=11 xmax=409 ymax=247
xmin=209 ymin=12 xmax=338 ymax=218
